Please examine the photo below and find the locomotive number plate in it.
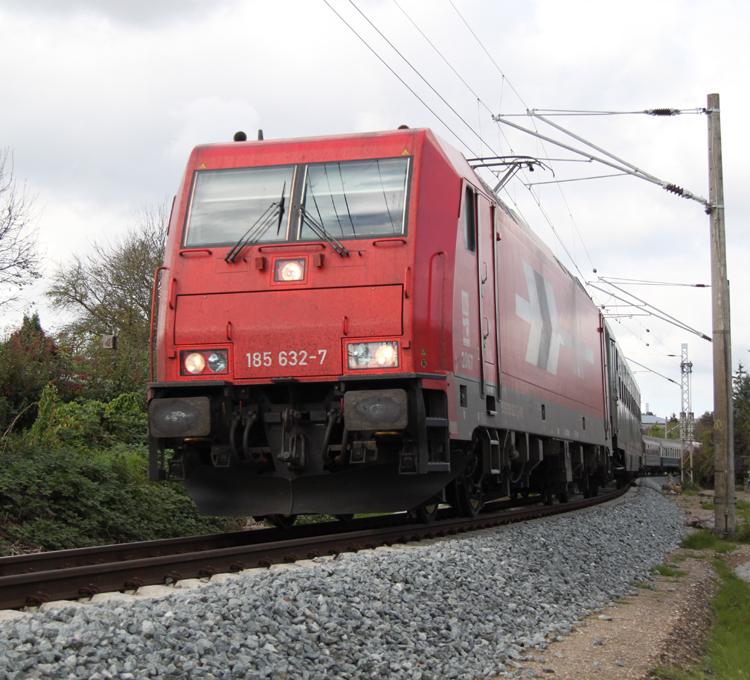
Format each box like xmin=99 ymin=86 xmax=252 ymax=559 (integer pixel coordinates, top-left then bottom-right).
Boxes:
xmin=246 ymin=349 xmax=328 ymax=368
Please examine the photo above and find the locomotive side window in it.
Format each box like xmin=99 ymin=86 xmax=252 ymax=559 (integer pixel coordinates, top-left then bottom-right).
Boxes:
xmin=298 ymin=157 xmax=410 ymax=240
xmin=463 ymin=186 xmax=476 ymax=252
xmin=183 ymin=165 xmax=295 ymax=247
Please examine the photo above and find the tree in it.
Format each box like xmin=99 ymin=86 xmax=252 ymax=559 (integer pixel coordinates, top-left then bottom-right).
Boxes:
xmin=45 ymin=202 xmax=168 ymax=399
xmin=0 ymin=312 xmax=79 ymax=433
xmin=0 ymin=148 xmax=41 ymax=308
xmin=645 ymin=422 xmax=665 ymax=438
xmin=733 ymin=365 xmax=750 ymax=481
xmin=688 ymin=365 xmax=750 ymax=488
xmin=693 ymin=411 xmax=716 ymax=487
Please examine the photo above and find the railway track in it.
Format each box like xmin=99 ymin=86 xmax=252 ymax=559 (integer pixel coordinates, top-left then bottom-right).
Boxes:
xmin=0 ymin=485 xmax=630 ymax=611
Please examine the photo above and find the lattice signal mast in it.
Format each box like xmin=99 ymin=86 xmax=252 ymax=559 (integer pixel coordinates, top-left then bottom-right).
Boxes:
xmin=680 ymin=343 xmax=695 ymax=484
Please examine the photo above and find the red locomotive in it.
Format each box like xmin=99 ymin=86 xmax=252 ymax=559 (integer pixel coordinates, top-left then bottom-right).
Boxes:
xmin=148 ymin=128 xmax=642 ymax=523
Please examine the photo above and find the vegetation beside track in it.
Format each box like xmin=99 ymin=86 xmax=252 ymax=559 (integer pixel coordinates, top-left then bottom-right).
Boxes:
xmin=654 ymin=528 xmax=750 ymax=680
xmin=0 ymin=387 xmax=240 ymax=555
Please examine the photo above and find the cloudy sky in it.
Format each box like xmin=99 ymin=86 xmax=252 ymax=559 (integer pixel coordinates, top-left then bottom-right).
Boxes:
xmin=1 ymin=0 xmax=747 ymax=420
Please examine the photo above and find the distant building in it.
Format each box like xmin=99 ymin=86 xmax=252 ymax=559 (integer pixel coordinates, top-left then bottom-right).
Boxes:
xmin=641 ymin=414 xmax=666 ymax=433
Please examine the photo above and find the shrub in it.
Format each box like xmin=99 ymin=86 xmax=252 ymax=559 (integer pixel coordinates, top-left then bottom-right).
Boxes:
xmin=28 ymin=385 xmax=146 ymax=449
xmin=0 ymin=439 xmax=237 ymax=552
xmin=0 ymin=313 xmax=81 ymax=434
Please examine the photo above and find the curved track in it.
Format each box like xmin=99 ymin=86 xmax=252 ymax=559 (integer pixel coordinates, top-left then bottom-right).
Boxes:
xmin=0 ymin=485 xmax=630 ymax=611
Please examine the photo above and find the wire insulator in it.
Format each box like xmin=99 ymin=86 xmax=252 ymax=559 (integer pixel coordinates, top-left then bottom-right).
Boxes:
xmin=665 ymin=183 xmax=685 ymax=196
xmin=648 ymin=108 xmax=679 ymax=116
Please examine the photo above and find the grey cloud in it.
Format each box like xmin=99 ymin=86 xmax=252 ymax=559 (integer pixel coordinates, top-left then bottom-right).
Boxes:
xmin=0 ymin=0 xmax=239 ymax=26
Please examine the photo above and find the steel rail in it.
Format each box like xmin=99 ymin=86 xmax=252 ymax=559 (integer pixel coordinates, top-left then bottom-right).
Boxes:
xmin=0 ymin=485 xmax=629 ymax=611
xmin=0 ymin=495 xmax=541 ymax=577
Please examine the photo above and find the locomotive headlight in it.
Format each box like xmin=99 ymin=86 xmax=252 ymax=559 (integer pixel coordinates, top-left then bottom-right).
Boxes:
xmin=347 ymin=341 xmax=399 ymax=370
xmin=348 ymin=343 xmax=371 ymax=367
xmin=274 ymin=258 xmax=305 ymax=282
xmin=180 ymin=349 xmax=230 ymax=376
xmin=184 ymin=352 xmax=206 ymax=374
xmin=374 ymin=343 xmax=398 ymax=367
xmin=207 ymin=352 xmax=227 ymax=373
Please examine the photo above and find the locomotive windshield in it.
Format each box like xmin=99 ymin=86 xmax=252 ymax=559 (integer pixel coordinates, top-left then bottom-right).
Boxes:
xmin=184 ymin=165 xmax=295 ymax=247
xmin=298 ymin=158 xmax=409 ymax=239
xmin=182 ymin=157 xmax=410 ymax=248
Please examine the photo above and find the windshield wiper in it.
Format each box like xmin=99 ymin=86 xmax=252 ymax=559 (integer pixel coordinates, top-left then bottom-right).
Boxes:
xmin=299 ymin=205 xmax=349 ymax=257
xmin=225 ymin=183 xmax=286 ymax=263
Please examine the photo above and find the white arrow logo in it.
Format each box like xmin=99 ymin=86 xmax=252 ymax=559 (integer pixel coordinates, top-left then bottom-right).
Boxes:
xmin=515 ymin=260 xmax=573 ymax=375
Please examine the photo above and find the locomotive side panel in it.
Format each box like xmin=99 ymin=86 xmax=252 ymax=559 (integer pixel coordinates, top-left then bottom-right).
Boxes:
xmin=447 ymin=188 xmax=607 ymax=446
xmin=410 ymin=131 xmax=462 ymax=379
xmin=495 ymin=210 xmax=606 ymax=434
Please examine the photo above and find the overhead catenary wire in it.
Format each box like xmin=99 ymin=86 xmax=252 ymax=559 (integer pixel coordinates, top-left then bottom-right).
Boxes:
xmin=599 ymin=276 xmax=710 ymax=288
xmin=322 ymin=0 xmax=476 ymax=157
xmin=448 ymin=0 xmax=530 ymax=110
xmin=445 ymin=5 xmax=600 ymax=280
xmin=605 ymin=313 xmax=682 ymax=366
xmin=626 ymin=358 xmax=680 ymax=385
xmin=389 ymin=0 xmax=600 ymax=286
xmin=344 ymin=0 xmax=503 ymax=158
xmin=392 ymin=0 xmax=496 ymax=120
xmin=524 ymin=172 xmax=629 ymax=187
xmin=493 ymin=112 xmax=709 ymax=207
xmin=500 ymin=108 xmax=707 ymax=117
xmin=589 ymin=279 xmax=711 ymax=342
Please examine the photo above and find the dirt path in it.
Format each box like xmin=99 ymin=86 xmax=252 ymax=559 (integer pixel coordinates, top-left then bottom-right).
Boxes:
xmin=488 ymin=489 xmax=750 ymax=680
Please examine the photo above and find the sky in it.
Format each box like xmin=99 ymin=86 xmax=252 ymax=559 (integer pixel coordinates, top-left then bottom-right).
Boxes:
xmin=0 ymin=0 xmax=748 ymax=421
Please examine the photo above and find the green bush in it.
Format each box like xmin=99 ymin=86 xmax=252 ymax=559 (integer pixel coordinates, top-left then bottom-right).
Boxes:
xmin=0 ymin=387 xmax=238 ymax=553
xmin=29 ymin=385 xmax=147 ymax=448
xmin=0 ymin=440 xmax=236 ymax=553
xmin=0 ymin=313 xmax=81 ymax=434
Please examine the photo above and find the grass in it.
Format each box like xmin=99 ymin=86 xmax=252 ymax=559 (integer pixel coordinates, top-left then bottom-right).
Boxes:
xmin=653 ymin=559 xmax=750 ymax=680
xmin=651 ymin=564 xmax=687 ymax=578
xmin=703 ymin=560 xmax=750 ymax=679
xmin=695 ymin=495 xmax=750 ymax=543
xmin=681 ymin=530 xmax=736 ymax=553
xmin=652 ymin=526 xmax=750 ymax=679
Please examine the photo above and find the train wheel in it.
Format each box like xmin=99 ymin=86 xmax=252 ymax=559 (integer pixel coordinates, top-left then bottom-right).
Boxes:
xmin=543 ymin=488 xmax=554 ymax=505
xmin=583 ymin=477 xmax=599 ymax=498
xmin=558 ymin=490 xmax=569 ymax=503
xmin=266 ymin=514 xmax=298 ymax=530
xmin=414 ymin=501 xmax=440 ymax=524
xmin=453 ymin=452 xmax=484 ymax=518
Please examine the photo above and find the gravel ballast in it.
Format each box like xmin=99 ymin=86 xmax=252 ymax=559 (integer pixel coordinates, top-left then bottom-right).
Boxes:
xmin=0 ymin=484 xmax=686 ymax=680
